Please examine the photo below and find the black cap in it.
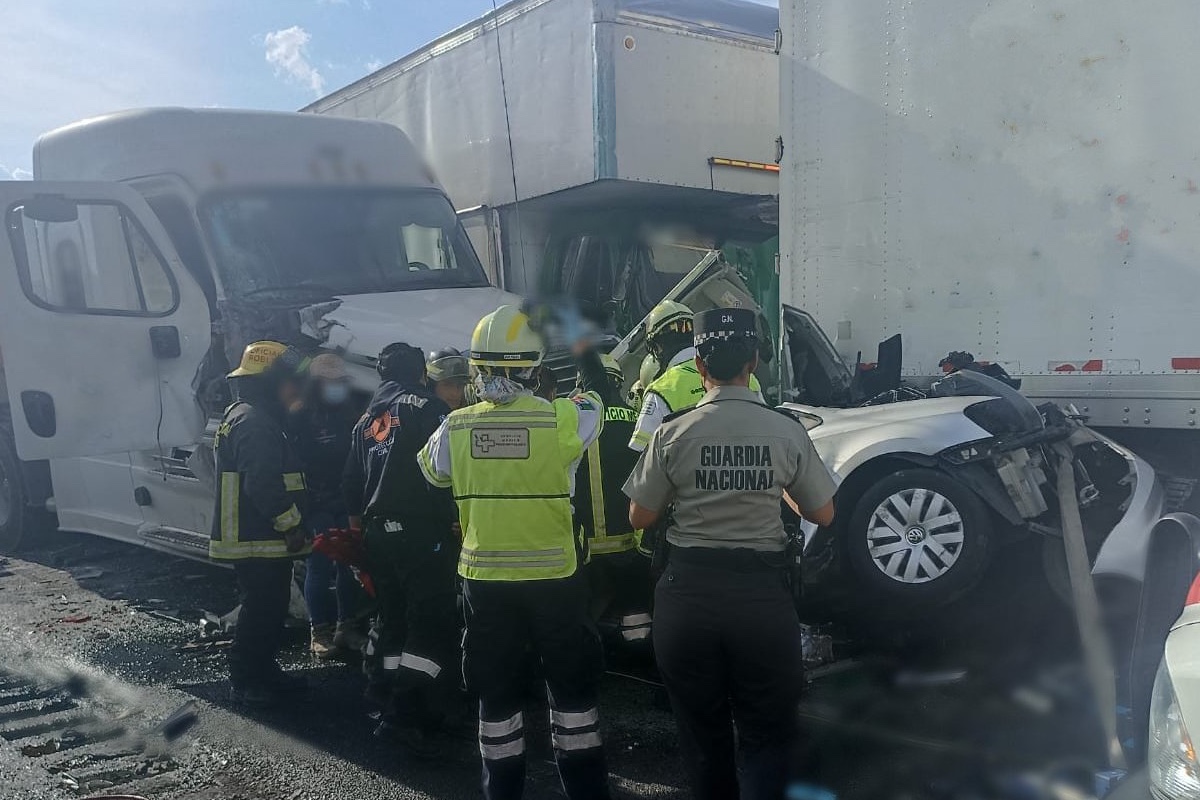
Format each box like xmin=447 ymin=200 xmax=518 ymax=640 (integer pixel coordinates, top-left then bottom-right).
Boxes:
xmin=694 ymin=308 xmax=757 ymax=350
xmin=377 ymin=342 xmax=426 ymax=382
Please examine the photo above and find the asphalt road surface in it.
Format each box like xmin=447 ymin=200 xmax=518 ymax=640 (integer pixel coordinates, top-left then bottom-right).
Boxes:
xmin=0 ymin=530 xmax=684 ymax=800
xmin=0 ymin=529 xmax=1119 ymax=800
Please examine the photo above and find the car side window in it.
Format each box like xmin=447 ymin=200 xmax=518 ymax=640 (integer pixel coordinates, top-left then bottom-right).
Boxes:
xmin=6 ymin=200 xmax=179 ymax=316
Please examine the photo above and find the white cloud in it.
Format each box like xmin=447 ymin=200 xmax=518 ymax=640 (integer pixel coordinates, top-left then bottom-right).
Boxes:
xmin=0 ymin=165 xmax=32 ymax=180
xmin=0 ymin=4 xmax=219 ymax=180
xmin=365 ymin=58 xmax=384 ymax=74
xmin=264 ymin=26 xmax=325 ymax=96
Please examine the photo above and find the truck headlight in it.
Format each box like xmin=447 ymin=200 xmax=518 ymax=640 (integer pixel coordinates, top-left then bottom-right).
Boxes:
xmin=1150 ymin=659 xmax=1200 ymax=798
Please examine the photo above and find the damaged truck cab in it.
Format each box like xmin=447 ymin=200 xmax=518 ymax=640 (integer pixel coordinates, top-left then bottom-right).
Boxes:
xmin=0 ymin=108 xmax=518 ymax=557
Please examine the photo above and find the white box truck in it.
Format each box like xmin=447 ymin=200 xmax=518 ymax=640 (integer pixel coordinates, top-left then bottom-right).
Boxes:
xmin=777 ymin=0 xmax=1200 ymax=480
xmin=603 ymin=0 xmax=1200 ymax=622
xmin=306 ymin=0 xmax=782 ymax=333
xmin=0 ymin=108 xmax=519 ymax=557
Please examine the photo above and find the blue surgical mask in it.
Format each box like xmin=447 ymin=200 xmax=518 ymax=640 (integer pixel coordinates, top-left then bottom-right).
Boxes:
xmin=321 ymin=382 xmax=350 ymax=406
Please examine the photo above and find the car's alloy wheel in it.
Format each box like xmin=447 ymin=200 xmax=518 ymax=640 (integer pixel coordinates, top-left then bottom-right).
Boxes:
xmin=844 ymin=468 xmax=992 ymax=607
xmin=866 ymin=488 xmax=965 ymax=584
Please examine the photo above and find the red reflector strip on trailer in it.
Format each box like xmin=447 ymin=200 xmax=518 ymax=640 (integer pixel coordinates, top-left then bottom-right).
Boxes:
xmin=1186 ymin=572 xmax=1200 ymax=606
xmin=1051 ymin=360 xmax=1103 ymax=372
xmin=1173 ymin=358 xmax=1200 ymax=371
xmin=1047 ymin=359 xmax=1140 ymax=373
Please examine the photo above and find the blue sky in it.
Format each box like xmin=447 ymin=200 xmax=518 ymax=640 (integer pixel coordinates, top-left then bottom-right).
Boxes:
xmin=0 ymin=0 xmax=774 ymax=180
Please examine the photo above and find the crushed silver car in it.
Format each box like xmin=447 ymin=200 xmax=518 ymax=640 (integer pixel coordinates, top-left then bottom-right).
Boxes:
xmin=783 ymin=370 xmax=1163 ymax=609
xmin=613 ymin=251 xmax=1165 ymax=611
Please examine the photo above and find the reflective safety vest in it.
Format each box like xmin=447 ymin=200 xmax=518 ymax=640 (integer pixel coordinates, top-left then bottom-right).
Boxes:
xmin=646 ymin=361 xmax=761 ymax=414
xmin=448 ymin=395 xmax=585 ymax=581
xmin=578 ymin=404 xmax=640 ymax=556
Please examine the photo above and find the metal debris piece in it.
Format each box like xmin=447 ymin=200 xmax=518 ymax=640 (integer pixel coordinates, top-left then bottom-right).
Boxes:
xmin=894 ymin=668 xmax=968 ymax=688
xmin=154 ymin=701 xmax=199 ymax=742
xmin=21 ymin=739 xmax=61 ymax=757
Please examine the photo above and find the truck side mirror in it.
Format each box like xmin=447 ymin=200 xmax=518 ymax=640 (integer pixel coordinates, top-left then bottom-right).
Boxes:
xmin=21 ymin=195 xmax=80 ymax=224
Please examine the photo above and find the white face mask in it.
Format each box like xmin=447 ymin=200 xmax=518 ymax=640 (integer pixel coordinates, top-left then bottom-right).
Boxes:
xmin=321 ymin=382 xmax=350 ymax=406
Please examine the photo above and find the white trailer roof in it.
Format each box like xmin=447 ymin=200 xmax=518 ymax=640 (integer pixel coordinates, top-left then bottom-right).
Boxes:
xmin=305 ymin=0 xmax=780 ymax=210
xmin=34 ymin=108 xmax=437 ymax=192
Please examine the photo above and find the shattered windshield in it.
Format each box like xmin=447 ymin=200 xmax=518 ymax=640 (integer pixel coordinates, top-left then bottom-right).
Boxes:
xmin=199 ymin=188 xmax=489 ymax=297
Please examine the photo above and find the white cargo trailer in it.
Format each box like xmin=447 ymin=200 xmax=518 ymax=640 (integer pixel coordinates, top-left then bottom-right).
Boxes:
xmin=307 ymin=0 xmax=781 ymax=323
xmin=778 ymin=0 xmax=1200 ymax=474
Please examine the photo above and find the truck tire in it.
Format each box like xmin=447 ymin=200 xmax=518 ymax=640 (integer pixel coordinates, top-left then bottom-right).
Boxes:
xmin=0 ymin=421 xmax=45 ymax=553
xmin=843 ymin=468 xmax=992 ymax=608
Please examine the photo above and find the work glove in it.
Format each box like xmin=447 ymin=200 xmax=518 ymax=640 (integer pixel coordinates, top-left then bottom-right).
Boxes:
xmin=284 ymin=526 xmax=310 ymax=554
xmin=312 ymin=526 xmax=365 ymax=565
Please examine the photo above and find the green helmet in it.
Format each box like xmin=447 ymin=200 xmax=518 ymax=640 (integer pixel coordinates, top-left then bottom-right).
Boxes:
xmin=639 ymin=354 xmax=661 ymax=386
xmin=600 ymin=353 xmax=625 ymax=387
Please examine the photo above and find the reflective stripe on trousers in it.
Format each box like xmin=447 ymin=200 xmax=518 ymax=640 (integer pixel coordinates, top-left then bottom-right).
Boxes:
xmin=380 ymin=651 xmax=442 ymax=678
xmin=479 ymin=711 xmax=526 ymax=760
xmin=619 ymin=613 xmax=652 ymax=642
xmin=550 ymin=707 xmax=603 ymax=752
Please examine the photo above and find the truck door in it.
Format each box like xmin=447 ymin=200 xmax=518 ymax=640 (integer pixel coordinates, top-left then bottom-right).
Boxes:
xmin=611 ymin=250 xmax=777 ymax=396
xmin=0 ymin=183 xmax=210 ymax=459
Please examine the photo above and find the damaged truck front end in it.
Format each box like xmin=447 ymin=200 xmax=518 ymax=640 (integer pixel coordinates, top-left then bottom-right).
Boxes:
xmin=0 ymin=109 xmax=521 ymax=559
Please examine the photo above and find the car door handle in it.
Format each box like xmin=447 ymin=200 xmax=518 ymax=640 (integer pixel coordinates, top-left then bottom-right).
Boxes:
xmin=149 ymin=325 xmax=182 ymax=359
xmin=21 ymin=390 xmax=57 ymax=438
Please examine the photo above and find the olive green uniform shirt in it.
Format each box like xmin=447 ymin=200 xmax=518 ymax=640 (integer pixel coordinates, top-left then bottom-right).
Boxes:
xmin=622 ymin=385 xmax=836 ymax=552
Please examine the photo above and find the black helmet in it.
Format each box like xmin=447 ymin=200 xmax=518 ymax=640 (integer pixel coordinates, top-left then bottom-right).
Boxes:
xmin=427 ymin=347 xmax=470 ymax=383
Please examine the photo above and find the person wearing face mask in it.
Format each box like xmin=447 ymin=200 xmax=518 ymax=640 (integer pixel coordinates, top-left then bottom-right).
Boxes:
xmin=289 ymin=353 xmax=364 ymax=658
xmin=211 ymin=341 xmax=313 ymax=707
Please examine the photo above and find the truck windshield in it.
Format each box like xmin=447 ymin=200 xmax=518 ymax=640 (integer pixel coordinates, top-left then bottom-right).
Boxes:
xmin=199 ymin=188 xmax=489 ymax=297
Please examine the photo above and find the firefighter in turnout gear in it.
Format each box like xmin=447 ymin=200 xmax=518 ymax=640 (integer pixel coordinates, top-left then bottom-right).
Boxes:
xmin=623 ymin=309 xmax=837 ymax=800
xmin=211 ymin=340 xmax=312 ymax=707
xmin=419 ymin=305 xmax=612 ymax=800
xmin=629 ymin=300 xmax=762 ymax=453
xmin=575 ymin=354 xmax=652 ymax=644
xmin=426 ymin=346 xmax=471 ymax=411
xmin=342 ymin=342 xmax=458 ymax=759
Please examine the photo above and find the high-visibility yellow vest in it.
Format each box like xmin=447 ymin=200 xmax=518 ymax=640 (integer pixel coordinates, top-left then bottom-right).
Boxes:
xmin=646 ymin=361 xmax=761 ymax=414
xmin=448 ymin=395 xmax=585 ymax=581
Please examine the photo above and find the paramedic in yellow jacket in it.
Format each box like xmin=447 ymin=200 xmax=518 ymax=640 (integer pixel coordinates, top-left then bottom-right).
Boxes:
xmin=418 ymin=305 xmax=612 ymax=800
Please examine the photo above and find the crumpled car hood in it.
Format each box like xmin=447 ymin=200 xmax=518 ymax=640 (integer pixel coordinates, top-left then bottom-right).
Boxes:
xmin=308 ymin=286 xmax=521 ymax=381
xmin=783 ymin=397 xmax=994 ymax=478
